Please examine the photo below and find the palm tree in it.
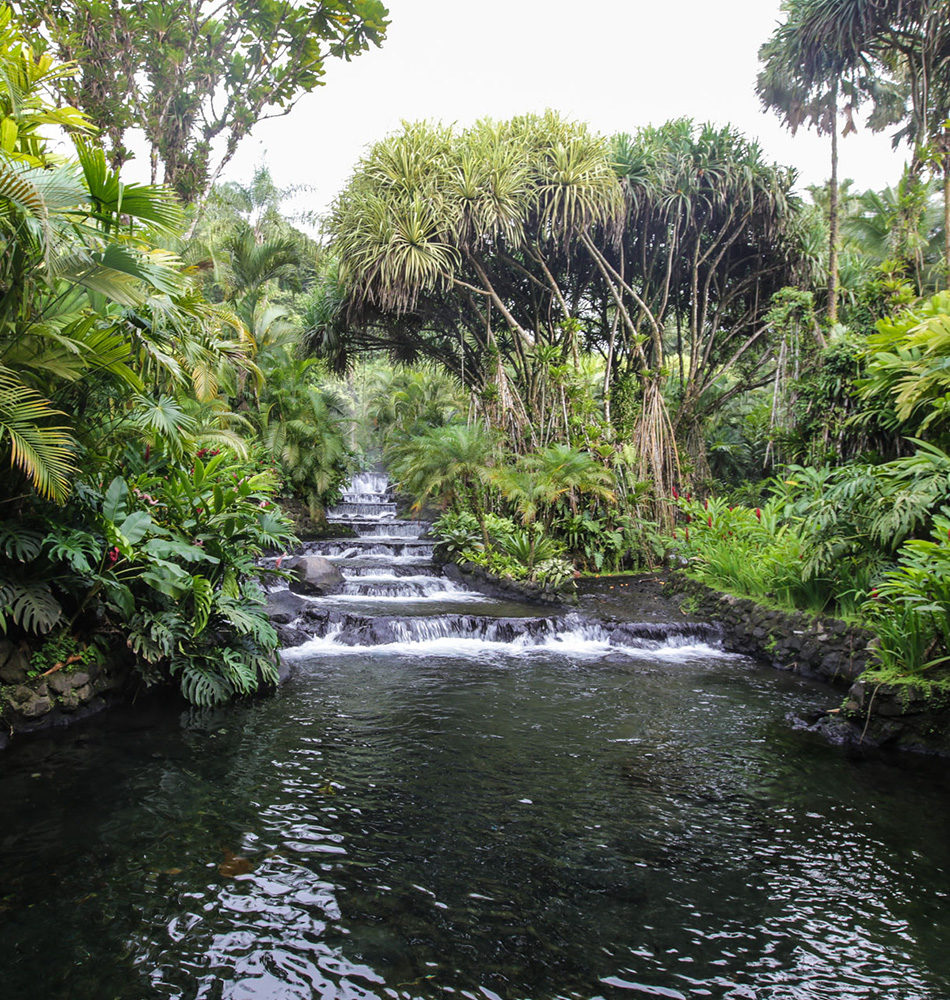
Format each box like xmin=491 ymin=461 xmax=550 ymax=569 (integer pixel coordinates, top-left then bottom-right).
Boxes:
xmin=387 ymin=421 xmax=498 ymax=543
xmin=0 ymin=23 xmax=195 ymax=502
xmin=779 ymin=0 xmax=950 ymax=286
xmin=491 ymin=443 xmax=615 ymax=563
xmin=256 ymin=358 xmax=350 ymax=516
xmin=758 ymin=12 xmax=856 ymax=324
xmin=493 ymin=444 xmax=615 ymax=528
xmin=843 ymin=174 xmax=945 ymax=289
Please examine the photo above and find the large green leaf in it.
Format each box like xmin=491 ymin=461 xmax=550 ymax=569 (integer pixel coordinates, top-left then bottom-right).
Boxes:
xmin=102 ymin=477 xmax=130 ymax=524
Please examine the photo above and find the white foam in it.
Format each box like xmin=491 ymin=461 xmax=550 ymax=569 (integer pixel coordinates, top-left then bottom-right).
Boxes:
xmin=281 ymin=632 xmax=733 ymax=662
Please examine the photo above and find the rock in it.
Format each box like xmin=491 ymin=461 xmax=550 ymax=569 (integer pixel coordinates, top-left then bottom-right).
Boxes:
xmin=47 ymin=672 xmax=73 ymax=695
xmin=0 ymin=639 xmax=30 ymax=684
xmin=266 ymin=589 xmax=306 ymax=622
xmin=59 ymin=690 xmax=82 ymax=712
xmin=19 ymin=694 xmax=52 ymax=718
xmin=275 ymin=625 xmax=312 ymax=648
xmin=287 ymin=555 xmax=345 ymax=597
xmin=10 ymin=684 xmax=34 ymax=705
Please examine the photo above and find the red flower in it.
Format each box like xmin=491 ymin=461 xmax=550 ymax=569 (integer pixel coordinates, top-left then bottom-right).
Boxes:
xmin=708 ymin=515 xmax=713 ymax=527
xmin=704 ymin=498 xmax=708 ymax=510
xmin=672 ymin=487 xmax=679 ymax=499
xmin=685 ymin=525 xmax=690 ymax=541
xmin=106 ymin=546 xmax=119 ymax=566
xmin=755 ymin=508 xmax=761 ymax=521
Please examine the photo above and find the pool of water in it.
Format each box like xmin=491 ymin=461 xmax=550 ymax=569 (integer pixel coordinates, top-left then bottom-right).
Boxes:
xmin=2 ymin=639 xmax=950 ymax=1000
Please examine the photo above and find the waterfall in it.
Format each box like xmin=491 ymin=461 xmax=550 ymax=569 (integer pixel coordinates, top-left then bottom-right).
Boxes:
xmin=291 ymin=471 xmax=485 ymax=604
xmin=274 ymin=470 xmax=725 ymax=658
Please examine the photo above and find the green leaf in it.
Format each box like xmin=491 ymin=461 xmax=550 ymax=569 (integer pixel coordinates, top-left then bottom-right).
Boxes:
xmin=118 ymin=510 xmax=153 ymax=545
xmin=190 ymin=576 xmax=214 ymax=636
xmin=142 ymin=537 xmax=218 ymax=564
xmin=104 ymin=582 xmax=135 ymax=618
xmin=0 ymin=581 xmax=62 ymax=634
xmin=102 ymin=476 xmax=129 ymax=523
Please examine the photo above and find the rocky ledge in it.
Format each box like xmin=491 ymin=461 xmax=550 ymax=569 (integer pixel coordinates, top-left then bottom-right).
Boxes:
xmin=0 ymin=638 xmax=133 ymax=750
xmin=443 ymin=561 xmax=568 ymax=606
xmin=665 ymin=573 xmax=950 ymax=756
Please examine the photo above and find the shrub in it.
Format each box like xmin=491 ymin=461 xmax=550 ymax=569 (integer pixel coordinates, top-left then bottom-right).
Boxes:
xmin=1 ymin=452 xmax=297 ymax=706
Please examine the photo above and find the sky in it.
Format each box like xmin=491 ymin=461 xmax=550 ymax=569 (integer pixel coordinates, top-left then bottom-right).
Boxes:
xmin=219 ymin=0 xmax=909 ymax=225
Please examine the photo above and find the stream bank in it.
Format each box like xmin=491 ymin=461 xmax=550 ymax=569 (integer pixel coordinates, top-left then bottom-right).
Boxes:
xmin=0 ymin=639 xmax=135 ymax=750
xmin=578 ymin=571 xmax=950 ymax=756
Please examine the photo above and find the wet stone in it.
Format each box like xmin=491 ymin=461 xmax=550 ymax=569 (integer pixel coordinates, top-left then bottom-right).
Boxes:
xmin=0 ymin=639 xmax=30 ymax=684
xmin=48 ymin=672 xmax=73 ymax=695
xmin=20 ymin=695 xmax=52 ymax=718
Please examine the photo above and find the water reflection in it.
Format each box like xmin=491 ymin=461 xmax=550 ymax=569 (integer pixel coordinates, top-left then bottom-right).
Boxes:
xmin=1 ymin=651 xmax=949 ymax=999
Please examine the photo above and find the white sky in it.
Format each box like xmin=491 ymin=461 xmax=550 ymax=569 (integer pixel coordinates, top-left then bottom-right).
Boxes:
xmin=219 ymin=0 xmax=908 ymax=224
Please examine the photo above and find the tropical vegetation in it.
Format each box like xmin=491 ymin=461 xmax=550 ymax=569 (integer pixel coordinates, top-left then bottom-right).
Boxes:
xmin=5 ymin=0 xmax=950 ymax=713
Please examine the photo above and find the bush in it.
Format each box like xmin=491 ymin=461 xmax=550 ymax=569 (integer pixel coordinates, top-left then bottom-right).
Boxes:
xmin=865 ymin=513 xmax=950 ymax=673
xmin=1 ymin=452 xmax=297 ymax=706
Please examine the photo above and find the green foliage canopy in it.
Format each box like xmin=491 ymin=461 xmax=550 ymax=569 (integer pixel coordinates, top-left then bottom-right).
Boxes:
xmin=13 ymin=0 xmax=389 ymax=202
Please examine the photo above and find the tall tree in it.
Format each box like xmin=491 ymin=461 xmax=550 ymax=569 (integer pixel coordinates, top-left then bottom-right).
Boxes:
xmin=323 ymin=114 xmax=799 ymax=496
xmin=13 ymin=0 xmax=389 ymax=204
xmin=759 ymin=7 xmax=854 ymax=325
xmin=782 ymin=0 xmax=950 ymax=285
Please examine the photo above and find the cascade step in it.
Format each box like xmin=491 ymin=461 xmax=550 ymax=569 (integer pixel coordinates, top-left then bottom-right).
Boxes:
xmin=330 ymin=520 xmax=429 ymax=538
xmin=277 ymin=469 xmax=491 ymax=614
xmin=343 ymin=565 xmax=441 ymax=579
xmin=304 ymin=539 xmax=435 ymax=559
xmin=282 ymin=610 xmax=723 ymax=652
xmin=328 ymin=501 xmax=397 ymax=520
xmin=341 ymin=472 xmax=390 ymax=498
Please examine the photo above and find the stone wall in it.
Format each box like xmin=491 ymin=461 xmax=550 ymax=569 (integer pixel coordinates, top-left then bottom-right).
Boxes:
xmin=667 ymin=574 xmax=878 ymax=685
xmin=0 ymin=639 xmax=133 ymax=750
xmin=669 ymin=574 xmax=950 ymax=755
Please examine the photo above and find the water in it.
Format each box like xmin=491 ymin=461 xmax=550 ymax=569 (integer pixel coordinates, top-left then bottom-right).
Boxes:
xmin=2 ymin=475 xmax=950 ymax=999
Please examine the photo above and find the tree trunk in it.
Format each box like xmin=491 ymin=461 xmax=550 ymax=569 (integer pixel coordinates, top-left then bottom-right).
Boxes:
xmin=944 ymin=155 xmax=950 ymax=291
xmin=827 ymin=81 xmax=840 ymax=327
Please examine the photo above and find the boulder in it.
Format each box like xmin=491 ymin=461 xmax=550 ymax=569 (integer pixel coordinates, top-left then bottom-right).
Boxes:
xmin=0 ymin=639 xmax=30 ymax=685
xmin=287 ymin=555 xmax=345 ymax=597
xmin=265 ymin=588 xmax=307 ymax=623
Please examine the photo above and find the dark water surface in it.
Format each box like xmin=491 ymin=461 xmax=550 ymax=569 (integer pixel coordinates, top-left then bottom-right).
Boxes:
xmin=2 ymin=641 xmax=950 ymax=1000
